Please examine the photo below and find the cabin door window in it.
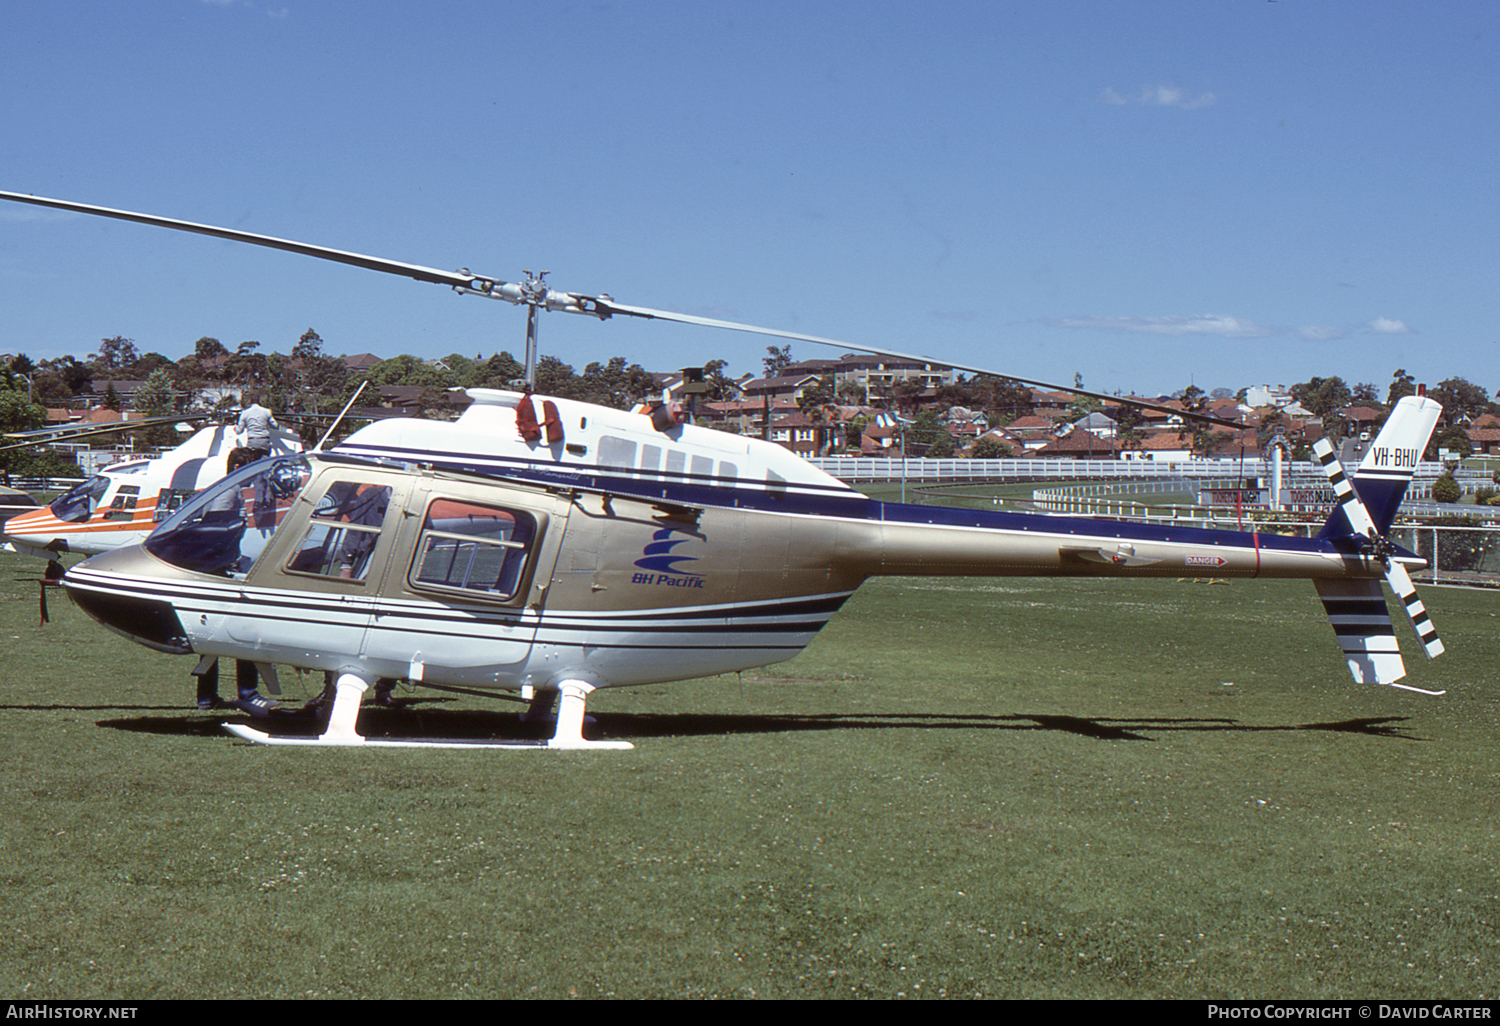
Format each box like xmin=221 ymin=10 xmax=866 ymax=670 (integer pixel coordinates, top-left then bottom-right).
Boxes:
xmin=408 ymin=498 xmax=537 ymax=602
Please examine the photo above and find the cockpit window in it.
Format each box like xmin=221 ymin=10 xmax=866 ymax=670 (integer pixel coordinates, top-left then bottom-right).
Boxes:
xmin=285 ymin=481 xmax=393 ymax=582
xmin=153 ymin=488 xmax=194 ymax=522
xmin=49 ymin=476 xmax=110 ymax=524
xmin=409 ymin=498 xmax=536 ymax=601
xmin=145 ymin=455 xmax=311 ymax=576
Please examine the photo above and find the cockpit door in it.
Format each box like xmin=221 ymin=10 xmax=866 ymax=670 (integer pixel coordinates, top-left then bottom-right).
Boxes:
xmin=357 ymin=479 xmax=569 ymax=690
xmin=218 ymin=465 xmax=406 ymax=672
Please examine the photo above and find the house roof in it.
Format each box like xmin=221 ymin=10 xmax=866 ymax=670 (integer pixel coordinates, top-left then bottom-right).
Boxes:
xmin=1030 ymin=389 xmax=1074 ymax=406
xmin=779 ymin=359 xmax=839 ymax=375
xmin=702 ymin=398 xmax=797 ymax=415
xmin=772 ymin=411 xmax=830 ymax=428
xmin=1201 ymin=428 xmax=1259 ymax=457
xmin=90 ymin=379 xmax=147 ymax=394
xmin=1037 ymin=427 xmax=1116 ymax=456
xmin=741 ymin=374 xmax=823 ymax=394
xmin=1135 ymin=431 xmax=1193 ymax=451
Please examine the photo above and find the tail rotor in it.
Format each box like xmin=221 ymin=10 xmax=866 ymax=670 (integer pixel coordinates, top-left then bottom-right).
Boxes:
xmin=1310 ymin=396 xmax=1446 ymax=693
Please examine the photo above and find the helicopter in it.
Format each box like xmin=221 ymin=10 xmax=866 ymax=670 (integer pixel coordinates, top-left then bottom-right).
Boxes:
xmin=0 ymin=190 xmax=1450 ymax=751
xmin=1 ymin=420 xmax=304 ymax=561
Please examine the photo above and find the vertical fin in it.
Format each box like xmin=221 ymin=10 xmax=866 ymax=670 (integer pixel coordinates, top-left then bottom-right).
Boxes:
xmin=1317 ymin=395 xmax=1442 ymax=538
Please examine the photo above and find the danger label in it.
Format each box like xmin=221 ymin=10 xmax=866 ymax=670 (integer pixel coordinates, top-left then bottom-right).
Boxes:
xmin=1184 ymin=555 xmax=1227 ymax=567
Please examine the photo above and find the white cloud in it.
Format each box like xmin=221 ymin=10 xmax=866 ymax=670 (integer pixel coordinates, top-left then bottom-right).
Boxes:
xmin=1054 ymin=314 xmax=1273 ymax=338
xmin=1101 ymin=85 xmax=1217 ymax=110
xmin=1297 ymin=325 xmax=1347 ymax=342
xmin=1056 ymin=314 xmax=1410 ymax=342
xmin=1144 ymin=86 xmax=1216 ymax=109
xmin=201 ymin=0 xmax=289 ymax=14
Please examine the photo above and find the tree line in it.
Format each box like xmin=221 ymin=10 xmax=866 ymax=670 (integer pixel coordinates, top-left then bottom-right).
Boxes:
xmin=0 ymin=331 xmax=742 ymax=477
xmin=3 ymin=331 xmax=1496 ymax=476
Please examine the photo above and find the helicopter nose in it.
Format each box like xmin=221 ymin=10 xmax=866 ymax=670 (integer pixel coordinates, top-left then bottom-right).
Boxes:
xmin=63 ymin=546 xmax=194 ymax=655
xmin=0 ymin=510 xmax=65 ymax=559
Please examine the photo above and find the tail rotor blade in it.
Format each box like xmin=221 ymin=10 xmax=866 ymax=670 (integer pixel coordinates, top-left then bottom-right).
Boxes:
xmin=1384 ymin=559 xmax=1445 ymax=659
xmin=1312 ymin=438 xmax=1378 ymax=538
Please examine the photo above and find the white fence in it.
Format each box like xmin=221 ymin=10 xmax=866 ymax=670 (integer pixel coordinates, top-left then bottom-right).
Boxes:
xmin=808 ymin=455 xmax=1485 ymax=491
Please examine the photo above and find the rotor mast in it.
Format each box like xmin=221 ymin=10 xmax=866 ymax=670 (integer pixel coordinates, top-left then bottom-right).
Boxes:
xmin=449 ymin=266 xmax=615 ymax=391
xmin=521 ymin=272 xmax=548 ymax=390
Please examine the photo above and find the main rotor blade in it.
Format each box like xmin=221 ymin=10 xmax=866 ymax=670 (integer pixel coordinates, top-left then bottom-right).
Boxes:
xmin=0 ymin=190 xmax=495 ymax=292
xmin=595 ymin=299 xmax=1243 ymax=429
xmin=2 ymin=190 xmax=1240 ymax=429
xmin=0 ymin=415 xmax=206 ymax=453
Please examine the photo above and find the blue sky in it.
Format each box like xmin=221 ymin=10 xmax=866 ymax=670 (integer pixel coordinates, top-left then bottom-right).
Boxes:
xmin=2 ymin=0 xmax=1495 ymax=398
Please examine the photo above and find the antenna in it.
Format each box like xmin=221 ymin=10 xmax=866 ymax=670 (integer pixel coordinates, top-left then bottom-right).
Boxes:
xmin=314 ymin=381 xmax=369 ymax=452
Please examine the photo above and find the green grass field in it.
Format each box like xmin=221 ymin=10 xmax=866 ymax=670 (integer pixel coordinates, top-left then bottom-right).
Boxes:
xmin=2 ymin=549 xmax=1497 ymax=999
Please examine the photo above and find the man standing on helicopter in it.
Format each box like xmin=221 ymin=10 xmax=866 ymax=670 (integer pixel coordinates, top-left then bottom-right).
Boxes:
xmin=234 ymin=390 xmax=278 ymax=465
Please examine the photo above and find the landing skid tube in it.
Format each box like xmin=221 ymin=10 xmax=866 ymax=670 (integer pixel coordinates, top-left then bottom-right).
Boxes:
xmin=1387 ymin=682 xmax=1447 ymax=696
xmin=221 ymin=675 xmax=633 ymax=751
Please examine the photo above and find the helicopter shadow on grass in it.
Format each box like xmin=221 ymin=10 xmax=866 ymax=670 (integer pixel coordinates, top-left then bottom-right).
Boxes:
xmin=87 ymin=701 xmax=1426 ymax=745
xmin=592 ymin=711 xmax=1425 ymax=743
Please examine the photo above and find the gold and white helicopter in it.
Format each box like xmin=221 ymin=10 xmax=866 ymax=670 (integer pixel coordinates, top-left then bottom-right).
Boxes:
xmin=0 ymin=190 xmax=1449 ymax=751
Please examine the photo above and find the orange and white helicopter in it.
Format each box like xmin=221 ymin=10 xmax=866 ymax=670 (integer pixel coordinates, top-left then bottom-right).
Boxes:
xmin=1 ymin=420 xmax=304 ymax=561
xmin=0 ymin=190 xmax=1450 ymax=751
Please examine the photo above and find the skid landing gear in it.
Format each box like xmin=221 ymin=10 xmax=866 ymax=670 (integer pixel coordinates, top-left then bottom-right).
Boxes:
xmin=221 ymin=675 xmax=632 ymax=750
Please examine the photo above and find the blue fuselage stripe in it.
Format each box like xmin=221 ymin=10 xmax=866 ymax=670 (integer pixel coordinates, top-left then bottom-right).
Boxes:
xmin=337 ymin=443 xmax=1345 ymax=557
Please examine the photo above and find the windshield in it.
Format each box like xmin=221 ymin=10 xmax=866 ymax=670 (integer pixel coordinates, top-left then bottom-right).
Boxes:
xmin=145 ymin=455 xmax=312 ymax=576
xmin=49 ymin=476 xmax=111 ymax=524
